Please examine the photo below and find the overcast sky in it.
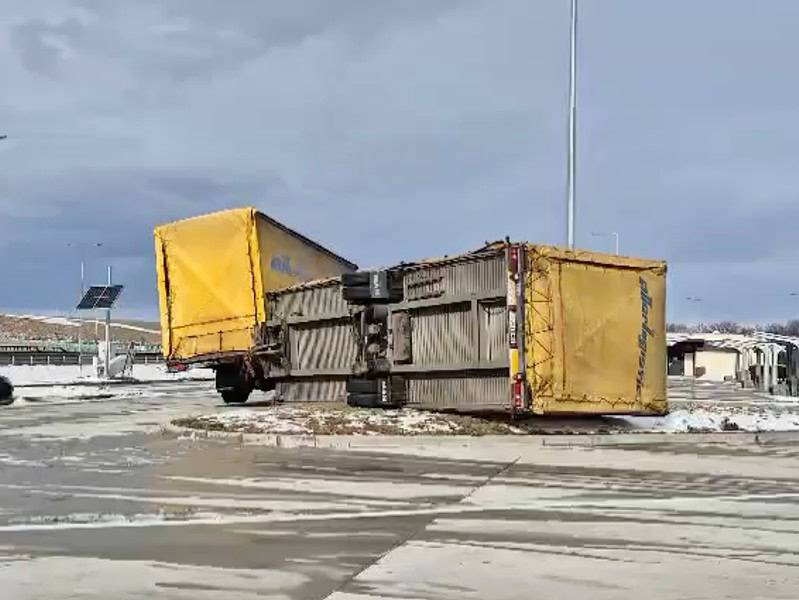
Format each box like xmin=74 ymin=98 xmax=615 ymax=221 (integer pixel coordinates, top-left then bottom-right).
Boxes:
xmin=1 ymin=0 xmax=798 ymax=323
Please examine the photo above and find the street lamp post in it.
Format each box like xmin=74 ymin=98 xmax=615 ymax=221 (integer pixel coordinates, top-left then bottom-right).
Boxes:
xmin=566 ymin=0 xmax=578 ymax=249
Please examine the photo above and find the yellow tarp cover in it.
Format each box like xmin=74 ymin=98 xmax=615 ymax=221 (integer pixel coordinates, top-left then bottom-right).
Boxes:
xmin=155 ymin=207 xmax=354 ymax=361
xmin=525 ymin=245 xmax=667 ymax=415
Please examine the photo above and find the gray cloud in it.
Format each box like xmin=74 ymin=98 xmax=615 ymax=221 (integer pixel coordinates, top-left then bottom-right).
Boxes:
xmin=0 ymin=0 xmax=797 ymax=322
xmin=10 ymin=15 xmax=84 ymax=76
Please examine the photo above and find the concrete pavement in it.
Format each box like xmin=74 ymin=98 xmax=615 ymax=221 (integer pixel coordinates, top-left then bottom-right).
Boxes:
xmin=1 ymin=381 xmax=799 ymax=598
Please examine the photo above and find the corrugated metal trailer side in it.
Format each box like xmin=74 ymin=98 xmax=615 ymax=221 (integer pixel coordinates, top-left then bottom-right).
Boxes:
xmin=390 ymin=248 xmax=511 ymax=410
xmin=260 ymin=278 xmax=355 ymax=403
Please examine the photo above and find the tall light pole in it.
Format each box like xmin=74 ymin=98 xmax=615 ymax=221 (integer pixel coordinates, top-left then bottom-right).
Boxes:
xmin=566 ymin=0 xmax=578 ymax=249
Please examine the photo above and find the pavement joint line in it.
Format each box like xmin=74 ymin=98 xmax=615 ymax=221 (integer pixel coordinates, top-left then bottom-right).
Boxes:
xmin=461 ymin=456 xmax=521 ymax=502
xmin=320 ymin=454 xmax=524 ymax=599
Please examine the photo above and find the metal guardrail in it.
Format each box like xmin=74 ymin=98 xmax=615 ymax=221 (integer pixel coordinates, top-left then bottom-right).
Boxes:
xmin=0 ymin=343 xmax=162 ymax=353
xmin=0 ymin=352 xmax=164 ymax=367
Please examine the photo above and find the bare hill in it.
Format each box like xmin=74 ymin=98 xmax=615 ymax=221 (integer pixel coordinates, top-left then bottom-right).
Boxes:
xmin=0 ymin=314 xmax=161 ymax=345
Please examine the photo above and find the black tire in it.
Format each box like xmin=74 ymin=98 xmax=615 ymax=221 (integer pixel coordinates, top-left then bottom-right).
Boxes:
xmin=0 ymin=377 xmax=14 ymax=405
xmin=347 ymin=393 xmax=378 ymax=408
xmin=221 ymin=387 xmax=251 ymax=405
xmin=215 ymin=362 xmax=254 ymax=405
xmin=346 ymin=379 xmax=380 ymax=394
xmin=387 ymin=387 xmax=406 ymax=406
xmin=341 ymin=272 xmax=372 ymax=286
xmin=375 ymin=398 xmax=401 ymax=409
xmin=256 ymin=378 xmax=277 ymax=392
xmin=342 ymin=271 xmax=402 ymax=290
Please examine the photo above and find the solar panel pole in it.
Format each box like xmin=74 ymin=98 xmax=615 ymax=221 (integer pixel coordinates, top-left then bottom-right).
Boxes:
xmin=105 ymin=266 xmax=112 ymax=379
xmin=78 ymin=258 xmax=84 ymax=376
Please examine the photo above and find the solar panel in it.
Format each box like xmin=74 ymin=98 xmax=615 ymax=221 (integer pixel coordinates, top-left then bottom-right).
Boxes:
xmin=76 ymin=285 xmax=124 ymax=310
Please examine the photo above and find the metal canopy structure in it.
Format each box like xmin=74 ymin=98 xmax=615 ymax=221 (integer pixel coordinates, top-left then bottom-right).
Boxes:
xmin=667 ymin=331 xmax=799 ymax=351
xmin=76 ymin=285 xmax=124 ymax=310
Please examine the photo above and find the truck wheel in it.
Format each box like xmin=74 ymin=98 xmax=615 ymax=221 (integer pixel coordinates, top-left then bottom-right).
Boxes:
xmin=0 ymin=376 xmax=13 ymax=405
xmin=347 ymin=393 xmax=378 ymax=408
xmin=216 ymin=363 xmax=253 ymax=405
xmin=221 ymin=387 xmax=252 ymax=405
xmin=257 ymin=378 xmax=277 ymax=392
xmin=341 ymin=272 xmax=372 ymax=286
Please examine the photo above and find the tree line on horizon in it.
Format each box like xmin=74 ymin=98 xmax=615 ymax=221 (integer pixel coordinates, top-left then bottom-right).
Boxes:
xmin=667 ymin=320 xmax=799 ymax=336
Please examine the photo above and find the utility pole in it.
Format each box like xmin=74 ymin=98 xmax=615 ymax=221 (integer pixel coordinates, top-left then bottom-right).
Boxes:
xmin=566 ymin=0 xmax=578 ymax=249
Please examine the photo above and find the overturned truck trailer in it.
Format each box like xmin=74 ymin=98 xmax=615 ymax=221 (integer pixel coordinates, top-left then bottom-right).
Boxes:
xmin=255 ymin=243 xmax=667 ymax=415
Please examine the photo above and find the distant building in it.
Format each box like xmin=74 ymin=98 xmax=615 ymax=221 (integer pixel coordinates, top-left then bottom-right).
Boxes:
xmin=667 ymin=332 xmax=799 ymax=396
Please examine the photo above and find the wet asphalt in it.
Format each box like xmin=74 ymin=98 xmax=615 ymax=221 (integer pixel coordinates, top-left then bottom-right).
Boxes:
xmin=1 ymin=381 xmax=799 ymax=599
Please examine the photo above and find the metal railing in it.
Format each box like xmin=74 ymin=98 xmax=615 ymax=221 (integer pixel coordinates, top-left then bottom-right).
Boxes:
xmin=0 ymin=352 xmax=164 ymax=367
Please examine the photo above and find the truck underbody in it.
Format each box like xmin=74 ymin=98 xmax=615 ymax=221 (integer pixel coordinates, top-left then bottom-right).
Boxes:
xmin=190 ymin=242 xmax=667 ymax=416
xmin=192 ymin=245 xmax=511 ymax=411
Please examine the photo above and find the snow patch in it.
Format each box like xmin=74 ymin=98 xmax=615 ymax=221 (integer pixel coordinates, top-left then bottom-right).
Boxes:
xmin=0 ymin=364 xmax=212 ymax=387
xmin=622 ymin=408 xmax=799 ymax=433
